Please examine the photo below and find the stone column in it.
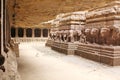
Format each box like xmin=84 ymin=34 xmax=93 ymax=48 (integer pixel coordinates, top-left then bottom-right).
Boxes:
xmin=23 ymin=28 xmax=26 ymax=37
xmin=16 ymin=28 xmax=18 ymax=37
xmin=48 ymin=29 xmax=50 ymax=38
xmin=32 ymin=28 xmax=35 ymax=38
xmin=41 ymin=28 xmax=43 ymax=38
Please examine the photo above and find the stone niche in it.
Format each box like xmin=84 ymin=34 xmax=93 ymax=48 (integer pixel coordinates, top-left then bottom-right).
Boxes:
xmin=76 ymin=1 xmax=120 ymax=66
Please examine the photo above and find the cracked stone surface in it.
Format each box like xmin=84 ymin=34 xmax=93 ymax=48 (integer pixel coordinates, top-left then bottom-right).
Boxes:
xmin=18 ymin=42 xmax=120 ymax=80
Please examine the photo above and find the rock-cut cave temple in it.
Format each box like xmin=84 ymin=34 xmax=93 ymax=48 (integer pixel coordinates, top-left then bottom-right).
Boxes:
xmin=1 ymin=0 xmax=120 ymax=80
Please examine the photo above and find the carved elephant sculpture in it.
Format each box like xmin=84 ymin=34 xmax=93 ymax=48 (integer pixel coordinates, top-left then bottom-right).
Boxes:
xmin=68 ymin=30 xmax=78 ymax=42
xmin=84 ymin=28 xmax=92 ymax=43
xmin=62 ymin=30 xmax=69 ymax=42
xmin=100 ymin=27 xmax=112 ymax=45
xmin=90 ymin=28 xmax=100 ymax=43
xmin=111 ymin=28 xmax=120 ymax=45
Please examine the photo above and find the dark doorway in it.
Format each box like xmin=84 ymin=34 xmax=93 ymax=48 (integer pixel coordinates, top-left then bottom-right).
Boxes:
xmin=18 ymin=28 xmax=24 ymax=37
xmin=11 ymin=27 xmax=16 ymax=37
xmin=43 ymin=29 xmax=48 ymax=37
xmin=35 ymin=28 xmax=41 ymax=37
xmin=26 ymin=28 xmax=32 ymax=37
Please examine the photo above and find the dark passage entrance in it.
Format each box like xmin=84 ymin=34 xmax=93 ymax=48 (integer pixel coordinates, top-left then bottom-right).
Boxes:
xmin=18 ymin=28 xmax=24 ymax=37
xmin=26 ymin=28 xmax=32 ymax=37
xmin=11 ymin=27 xmax=16 ymax=37
xmin=35 ymin=28 xmax=41 ymax=37
xmin=43 ymin=29 xmax=48 ymax=37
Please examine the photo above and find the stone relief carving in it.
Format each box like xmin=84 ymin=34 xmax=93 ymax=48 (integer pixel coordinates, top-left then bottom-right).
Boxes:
xmin=87 ymin=6 xmax=120 ymax=18
xmin=49 ymin=26 xmax=120 ymax=46
xmin=48 ymin=2 xmax=120 ymax=46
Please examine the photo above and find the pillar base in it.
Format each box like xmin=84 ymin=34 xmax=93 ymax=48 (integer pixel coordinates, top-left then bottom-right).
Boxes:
xmin=51 ymin=41 xmax=78 ymax=55
xmin=76 ymin=43 xmax=120 ymax=66
xmin=45 ymin=39 xmax=53 ymax=47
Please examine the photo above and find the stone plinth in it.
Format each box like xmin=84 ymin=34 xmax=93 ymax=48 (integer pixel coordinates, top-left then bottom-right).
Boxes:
xmin=75 ymin=43 xmax=120 ymax=66
xmin=45 ymin=39 xmax=54 ymax=47
xmin=86 ymin=1 xmax=120 ymax=28
xmin=51 ymin=42 xmax=78 ymax=55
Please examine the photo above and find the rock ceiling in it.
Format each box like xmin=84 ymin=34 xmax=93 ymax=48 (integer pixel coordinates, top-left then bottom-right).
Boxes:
xmin=8 ymin=0 xmax=113 ymax=27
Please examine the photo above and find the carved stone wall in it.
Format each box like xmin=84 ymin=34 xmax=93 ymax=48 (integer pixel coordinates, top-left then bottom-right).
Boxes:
xmin=85 ymin=1 xmax=120 ymax=45
xmin=47 ymin=0 xmax=120 ymax=66
xmin=0 ymin=0 xmax=21 ymax=80
xmin=86 ymin=1 xmax=120 ymax=28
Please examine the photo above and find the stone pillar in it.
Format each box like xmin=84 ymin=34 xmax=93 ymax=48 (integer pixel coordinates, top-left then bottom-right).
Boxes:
xmin=16 ymin=28 xmax=18 ymax=37
xmin=32 ymin=28 xmax=35 ymax=37
xmin=23 ymin=28 xmax=26 ymax=37
xmin=48 ymin=29 xmax=49 ymax=38
xmin=47 ymin=29 xmax=49 ymax=39
xmin=41 ymin=28 xmax=43 ymax=37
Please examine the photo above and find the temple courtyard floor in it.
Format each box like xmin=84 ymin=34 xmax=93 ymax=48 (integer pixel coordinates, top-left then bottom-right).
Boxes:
xmin=18 ymin=42 xmax=120 ymax=80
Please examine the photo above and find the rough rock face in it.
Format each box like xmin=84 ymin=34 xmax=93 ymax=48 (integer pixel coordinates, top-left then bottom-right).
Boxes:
xmin=0 ymin=48 xmax=21 ymax=80
xmin=8 ymin=0 xmax=113 ymax=27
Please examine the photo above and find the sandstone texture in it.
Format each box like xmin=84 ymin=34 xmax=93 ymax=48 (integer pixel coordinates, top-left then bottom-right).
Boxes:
xmin=0 ymin=49 xmax=21 ymax=80
xmin=7 ymin=0 xmax=113 ymax=27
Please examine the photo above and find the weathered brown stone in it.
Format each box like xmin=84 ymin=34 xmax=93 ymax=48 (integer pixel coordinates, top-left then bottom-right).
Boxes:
xmin=76 ymin=43 xmax=120 ymax=66
xmin=51 ymin=42 xmax=78 ymax=55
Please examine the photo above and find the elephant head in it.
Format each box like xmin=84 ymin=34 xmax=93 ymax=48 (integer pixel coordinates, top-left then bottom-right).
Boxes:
xmin=100 ymin=27 xmax=112 ymax=45
xmin=84 ymin=28 xmax=92 ymax=43
xmin=100 ymin=28 xmax=111 ymax=38
xmin=111 ymin=27 xmax=120 ymax=45
xmin=90 ymin=28 xmax=100 ymax=43
xmin=91 ymin=28 xmax=99 ymax=37
xmin=85 ymin=28 xmax=91 ymax=36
